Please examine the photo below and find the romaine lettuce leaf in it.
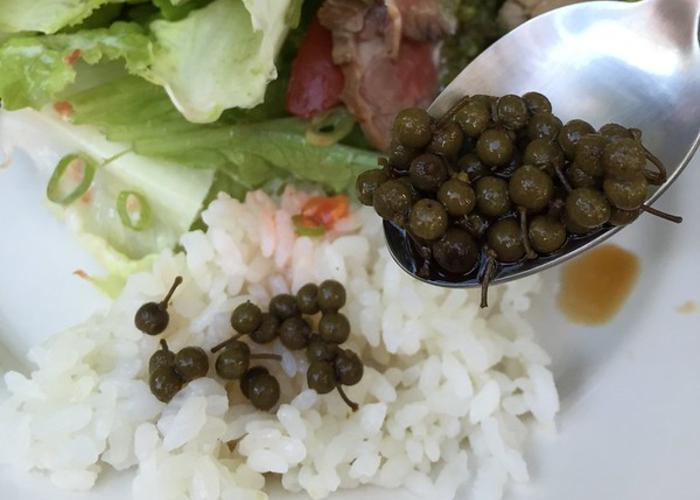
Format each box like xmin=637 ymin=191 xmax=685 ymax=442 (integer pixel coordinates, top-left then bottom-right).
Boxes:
xmin=132 ymin=119 xmax=377 ymax=192
xmin=66 ymin=76 xmax=378 ymax=193
xmin=0 ymin=22 xmax=151 ymax=110
xmin=0 ymin=0 xmax=116 ymax=34
xmin=146 ymin=0 xmax=301 ymax=122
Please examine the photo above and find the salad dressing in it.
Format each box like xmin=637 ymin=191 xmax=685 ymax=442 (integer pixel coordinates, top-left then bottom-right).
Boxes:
xmin=557 ymin=244 xmax=640 ymax=325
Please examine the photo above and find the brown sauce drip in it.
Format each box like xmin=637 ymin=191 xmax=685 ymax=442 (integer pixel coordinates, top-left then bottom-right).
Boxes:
xmin=557 ymin=244 xmax=640 ymax=325
xmin=677 ymin=301 xmax=699 ymax=315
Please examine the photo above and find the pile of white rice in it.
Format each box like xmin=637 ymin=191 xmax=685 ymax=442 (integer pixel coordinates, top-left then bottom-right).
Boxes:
xmin=0 ymin=187 xmax=558 ymax=500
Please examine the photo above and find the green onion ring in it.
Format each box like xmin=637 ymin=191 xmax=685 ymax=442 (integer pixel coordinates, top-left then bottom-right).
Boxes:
xmin=46 ymin=153 xmax=97 ymax=206
xmin=306 ymin=107 xmax=356 ymax=147
xmin=117 ymin=191 xmax=152 ymax=231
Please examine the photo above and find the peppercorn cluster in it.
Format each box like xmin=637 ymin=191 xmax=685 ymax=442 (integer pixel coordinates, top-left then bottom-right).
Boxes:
xmin=356 ymin=92 xmax=670 ymax=306
xmin=136 ymin=278 xmax=364 ymax=412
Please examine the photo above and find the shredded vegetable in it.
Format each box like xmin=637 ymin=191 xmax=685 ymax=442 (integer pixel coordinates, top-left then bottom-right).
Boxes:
xmin=305 ymin=107 xmax=356 ymax=147
xmin=117 ymin=190 xmax=152 ymax=231
xmin=300 ymin=194 xmax=350 ymax=227
xmin=292 ymin=215 xmax=327 ymax=237
xmin=46 ymin=152 xmax=97 ymax=205
xmin=291 ymin=194 xmax=350 ymax=236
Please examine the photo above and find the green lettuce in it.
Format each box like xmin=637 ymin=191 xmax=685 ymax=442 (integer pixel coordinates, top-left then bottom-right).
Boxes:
xmin=0 ymin=106 xmax=214 ymax=296
xmin=75 ymin=235 xmax=159 ymax=297
xmin=0 ymin=0 xmax=115 ymax=34
xmin=68 ymin=76 xmax=377 ymax=193
xmin=0 ymin=75 xmax=375 ymax=293
xmin=153 ymin=0 xmax=214 ymax=21
xmin=146 ymin=0 xmax=301 ymax=122
xmin=0 ymin=22 xmax=152 ymax=110
xmin=0 ymin=0 xmax=304 ymax=125
xmin=0 ymin=0 xmax=377 ymax=295
xmin=132 ymin=119 xmax=376 ymax=192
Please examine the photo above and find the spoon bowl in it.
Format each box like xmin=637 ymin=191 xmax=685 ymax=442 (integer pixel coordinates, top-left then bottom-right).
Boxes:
xmin=385 ymin=0 xmax=700 ymax=288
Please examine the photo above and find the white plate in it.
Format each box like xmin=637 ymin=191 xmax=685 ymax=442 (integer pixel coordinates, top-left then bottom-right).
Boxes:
xmin=1 ymin=150 xmax=699 ymax=500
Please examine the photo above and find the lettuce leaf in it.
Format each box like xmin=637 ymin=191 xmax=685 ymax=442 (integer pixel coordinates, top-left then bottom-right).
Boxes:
xmin=74 ymin=236 xmax=158 ymax=297
xmin=67 ymin=76 xmax=378 ymax=193
xmin=0 ymin=0 xmax=117 ymax=34
xmin=62 ymin=3 xmax=127 ymax=32
xmin=132 ymin=120 xmax=376 ymax=192
xmin=0 ymin=107 xmax=213 ymax=285
xmin=153 ymin=0 xmax=214 ymax=21
xmin=0 ymin=75 xmax=375 ymax=292
xmin=0 ymin=0 xmax=376 ymax=295
xmin=145 ymin=0 xmax=301 ymax=122
xmin=0 ymin=22 xmax=152 ymax=110
xmin=0 ymin=0 xmax=303 ymax=126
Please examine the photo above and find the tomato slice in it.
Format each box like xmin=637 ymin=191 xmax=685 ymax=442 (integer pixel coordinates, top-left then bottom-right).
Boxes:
xmin=293 ymin=194 xmax=350 ymax=235
xmin=286 ymin=17 xmax=345 ymax=119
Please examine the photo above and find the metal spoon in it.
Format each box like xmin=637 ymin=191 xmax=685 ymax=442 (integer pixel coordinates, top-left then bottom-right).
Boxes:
xmin=384 ymin=0 xmax=700 ymax=289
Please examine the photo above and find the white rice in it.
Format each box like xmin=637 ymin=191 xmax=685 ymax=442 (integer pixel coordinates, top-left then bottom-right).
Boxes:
xmin=0 ymin=187 xmax=558 ymax=500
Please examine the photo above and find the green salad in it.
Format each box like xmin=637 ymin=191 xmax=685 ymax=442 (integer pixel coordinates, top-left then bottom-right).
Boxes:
xmin=0 ymin=0 xmax=509 ymax=293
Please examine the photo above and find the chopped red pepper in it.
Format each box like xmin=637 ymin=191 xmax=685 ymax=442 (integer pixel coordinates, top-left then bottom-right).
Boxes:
xmin=73 ymin=269 xmax=91 ymax=280
xmin=64 ymin=49 xmax=82 ymax=66
xmin=80 ymin=189 xmax=93 ymax=204
xmin=293 ymin=194 xmax=350 ymax=236
xmin=53 ymin=101 xmax=74 ymax=119
xmin=302 ymin=194 xmax=349 ymax=227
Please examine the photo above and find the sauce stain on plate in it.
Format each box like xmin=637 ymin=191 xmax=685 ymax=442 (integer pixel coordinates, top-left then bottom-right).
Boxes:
xmin=676 ymin=301 xmax=699 ymax=315
xmin=557 ymin=244 xmax=640 ymax=325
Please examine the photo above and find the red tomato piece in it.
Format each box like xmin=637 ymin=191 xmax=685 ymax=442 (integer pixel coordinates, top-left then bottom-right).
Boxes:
xmin=53 ymin=101 xmax=74 ymax=119
xmin=64 ymin=49 xmax=82 ymax=65
xmin=286 ymin=17 xmax=345 ymax=119
xmin=297 ymin=194 xmax=350 ymax=231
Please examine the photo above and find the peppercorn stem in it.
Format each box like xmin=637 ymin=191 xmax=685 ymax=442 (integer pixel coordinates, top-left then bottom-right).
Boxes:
xmin=211 ymin=338 xmax=235 ymax=353
xmin=250 ymin=353 xmax=282 ymax=362
xmin=480 ymin=251 xmax=497 ymax=309
xmin=554 ymin=165 xmax=572 ymax=192
xmin=408 ymin=232 xmax=432 ymax=279
xmin=643 ymin=149 xmax=667 ymax=185
xmin=159 ymin=339 xmax=170 ymax=352
xmin=160 ymin=276 xmax=183 ymax=308
xmin=336 ymin=384 xmax=359 ymax=412
xmin=518 ymin=208 xmax=537 ymax=260
xmin=641 ymin=205 xmax=683 ymax=224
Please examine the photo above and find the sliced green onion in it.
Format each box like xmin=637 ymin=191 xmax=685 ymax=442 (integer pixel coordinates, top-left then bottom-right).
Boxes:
xmin=295 ymin=225 xmax=327 ymax=237
xmin=306 ymin=107 xmax=356 ymax=147
xmin=292 ymin=215 xmax=326 ymax=237
xmin=46 ymin=153 xmax=97 ymax=206
xmin=117 ymin=191 xmax=152 ymax=231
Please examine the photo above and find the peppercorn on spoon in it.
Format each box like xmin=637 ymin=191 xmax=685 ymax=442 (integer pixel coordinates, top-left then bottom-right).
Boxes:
xmin=385 ymin=0 xmax=700 ymax=288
